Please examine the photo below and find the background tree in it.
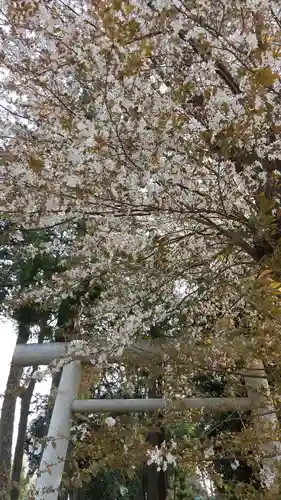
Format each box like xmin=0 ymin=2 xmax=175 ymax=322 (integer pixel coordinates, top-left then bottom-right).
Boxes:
xmin=0 ymin=221 xmax=88 ymax=497
xmin=0 ymin=225 xmax=59 ymax=497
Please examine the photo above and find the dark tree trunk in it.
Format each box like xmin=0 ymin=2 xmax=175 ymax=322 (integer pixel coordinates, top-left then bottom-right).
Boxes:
xmin=10 ymin=321 xmax=46 ymax=500
xmin=146 ymin=430 xmax=167 ymax=500
xmin=145 ymin=373 xmax=167 ymax=500
xmin=146 ymin=431 xmax=160 ymax=500
xmin=10 ymin=374 xmax=36 ymax=500
xmin=0 ymin=322 xmax=29 ymax=499
xmin=157 ymin=427 xmax=167 ymax=500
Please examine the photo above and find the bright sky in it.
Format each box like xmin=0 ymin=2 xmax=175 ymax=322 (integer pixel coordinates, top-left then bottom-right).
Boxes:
xmin=0 ymin=319 xmax=52 ymax=454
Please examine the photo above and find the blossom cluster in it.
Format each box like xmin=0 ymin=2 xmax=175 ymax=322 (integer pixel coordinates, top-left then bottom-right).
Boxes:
xmin=146 ymin=439 xmax=177 ymax=471
xmin=0 ymin=0 xmax=281 ymax=374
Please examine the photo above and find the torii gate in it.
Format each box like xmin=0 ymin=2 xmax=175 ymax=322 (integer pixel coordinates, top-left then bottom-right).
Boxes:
xmin=12 ymin=341 xmax=277 ymax=500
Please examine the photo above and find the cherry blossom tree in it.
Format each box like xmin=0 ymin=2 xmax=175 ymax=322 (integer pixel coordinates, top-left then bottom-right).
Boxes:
xmin=0 ymin=0 xmax=280 ymax=348
xmin=1 ymin=0 xmax=281 ymax=497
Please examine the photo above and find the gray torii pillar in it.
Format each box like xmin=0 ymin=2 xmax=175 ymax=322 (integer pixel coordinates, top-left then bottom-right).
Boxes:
xmin=34 ymin=361 xmax=81 ymax=500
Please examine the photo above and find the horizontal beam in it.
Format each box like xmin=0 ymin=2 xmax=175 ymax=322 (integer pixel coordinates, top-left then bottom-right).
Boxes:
xmin=12 ymin=340 xmax=165 ymax=366
xmin=71 ymin=397 xmax=253 ymax=413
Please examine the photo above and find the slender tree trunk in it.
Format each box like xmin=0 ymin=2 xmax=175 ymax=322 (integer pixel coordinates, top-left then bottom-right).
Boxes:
xmin=157 ymin=425 xmax=167 ymax=500
xmin=146 ymin=425 xmax=160 ymax=500
xmin=139 ymin=469 xmax=146 ymax=500
xmin=10 ymin=373 xmax=36 ymax=500
xmin=146 ymin=370 xmax=167 ymax=500
xmin=10 ymin=320 xmax=46 ymax=500
xmin=0 ymin=321 xmax=29 ymax=499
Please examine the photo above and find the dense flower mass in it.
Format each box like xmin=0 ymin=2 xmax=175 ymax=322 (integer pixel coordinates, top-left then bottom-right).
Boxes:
xmin=1 ymin=0 xmax=281 ymax=362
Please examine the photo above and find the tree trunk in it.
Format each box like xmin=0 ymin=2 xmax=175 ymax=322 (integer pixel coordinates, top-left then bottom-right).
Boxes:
xmin=145 ymin=372 xmax=167 ymax=500
xmin=157 ymin=427 xmax=167 ymax=500
xmin=0 ymin=322 xmax=29 ymax=499
xmin=10 ymin=373 xmax=36 ymax=500
xmin=10 ymin=320 xmax=46 ymax=500
xmin=146 ymin=426 xmax=160 ymax=500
